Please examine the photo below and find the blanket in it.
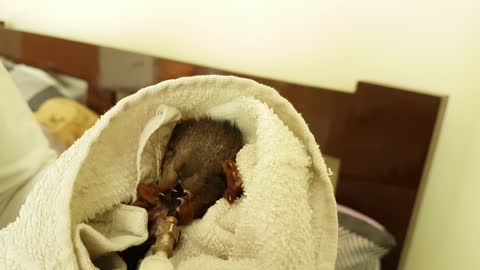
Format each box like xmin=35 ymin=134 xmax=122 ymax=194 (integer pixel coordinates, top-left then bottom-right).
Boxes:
xmin=0 ymin=75 xmax=338 ymax=269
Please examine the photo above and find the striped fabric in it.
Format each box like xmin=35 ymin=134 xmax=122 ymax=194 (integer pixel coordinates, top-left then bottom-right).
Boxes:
xmin=336 ymin=208 xmax=396 ymax=270
xmin=0 ymin=57 xmax=87 ymax=111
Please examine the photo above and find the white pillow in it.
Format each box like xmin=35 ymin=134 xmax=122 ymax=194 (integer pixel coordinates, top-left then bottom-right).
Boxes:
xmin=0 ymin=63 xmax=56 ymax=229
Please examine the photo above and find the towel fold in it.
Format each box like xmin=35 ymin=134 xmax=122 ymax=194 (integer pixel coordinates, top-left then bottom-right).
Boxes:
xmin=0 ymin=75 xmax=337 ymax=270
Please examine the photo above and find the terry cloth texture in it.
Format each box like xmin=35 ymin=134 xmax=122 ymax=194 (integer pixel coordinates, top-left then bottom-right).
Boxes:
xmin=0 ymin=75 xmax=338 ymax=270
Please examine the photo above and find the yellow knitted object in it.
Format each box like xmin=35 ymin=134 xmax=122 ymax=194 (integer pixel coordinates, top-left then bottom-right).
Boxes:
xmin=35 ymin=98 xmax=99 ymax=147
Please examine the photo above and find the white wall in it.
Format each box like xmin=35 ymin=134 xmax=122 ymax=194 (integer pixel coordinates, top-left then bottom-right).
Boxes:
xmin=1 ymin=1 xmax=479 ymax=268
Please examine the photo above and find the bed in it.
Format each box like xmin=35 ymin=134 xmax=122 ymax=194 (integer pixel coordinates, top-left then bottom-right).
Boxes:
xmin=0 ymin=23 xmax=445 ymax=270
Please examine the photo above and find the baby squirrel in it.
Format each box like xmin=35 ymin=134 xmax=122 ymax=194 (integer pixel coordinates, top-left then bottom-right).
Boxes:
xmin=161 ymin=118 xmax=244 ymax=224
xmin=121 ymin=118 xmax=244 ymax=269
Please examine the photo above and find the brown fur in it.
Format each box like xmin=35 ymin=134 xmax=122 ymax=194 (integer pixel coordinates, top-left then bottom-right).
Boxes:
xmin=121 ymin=119 xmax=244 ymax=269
xmin=161 ymin=118 xmax=244 ymax=224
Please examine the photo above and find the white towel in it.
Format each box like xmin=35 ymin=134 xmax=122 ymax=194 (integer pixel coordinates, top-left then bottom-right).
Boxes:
xmin=0 ymin=75 xmax=338 ymax=269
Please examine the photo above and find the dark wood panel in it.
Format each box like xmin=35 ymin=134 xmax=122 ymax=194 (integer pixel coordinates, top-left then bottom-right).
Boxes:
xmin=0 ymin=24 xmax=443 ymax=270
xmin=21 ymin=34 xmax=99 ymax=82
xmin=333 ymin=82 xmax=441 ymax=269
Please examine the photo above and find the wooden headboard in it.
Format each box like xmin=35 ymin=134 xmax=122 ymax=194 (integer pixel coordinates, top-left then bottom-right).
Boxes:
xmin=0 ymin=24 xmax=443 ymax=270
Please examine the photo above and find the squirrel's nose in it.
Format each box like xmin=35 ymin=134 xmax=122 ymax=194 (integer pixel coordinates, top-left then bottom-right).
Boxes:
xmin=162 ymin=164 xmax=179 ymax=187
